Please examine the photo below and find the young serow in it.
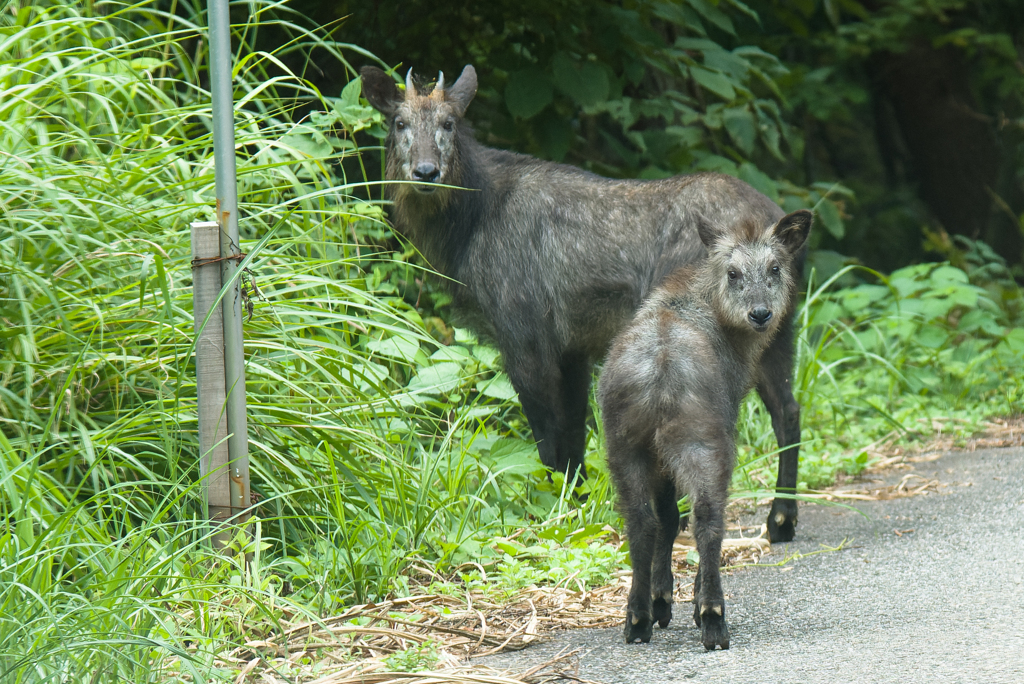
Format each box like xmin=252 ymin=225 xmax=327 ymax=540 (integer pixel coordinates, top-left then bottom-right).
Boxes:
xmin=360 ymin=63 xmax=805 ymax=542
xmin=599 ymin=210 xmax=813 ymax=650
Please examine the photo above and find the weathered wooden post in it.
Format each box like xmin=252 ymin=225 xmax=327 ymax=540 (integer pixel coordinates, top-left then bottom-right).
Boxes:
xmin=191 ymin=221 xmax=233 ymax=549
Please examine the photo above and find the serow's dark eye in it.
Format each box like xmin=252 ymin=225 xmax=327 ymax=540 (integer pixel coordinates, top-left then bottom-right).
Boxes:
xmin=728 ymin=270 xmax=738 ymax=281
xmin=772 ymin=265 xmax=780 ymax=275
xmin=395 ymin=120 xmax=406 ymax=131
xmin=443 ymin=120 xmax=454 ymax=132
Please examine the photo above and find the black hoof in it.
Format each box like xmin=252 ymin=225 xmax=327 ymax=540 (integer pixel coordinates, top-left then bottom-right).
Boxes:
xmin=653 ymin=596 xmax=673 ymax=629
xmin=698 ymin=602 xmax=730 ymax=651
xmin=624 ymin=608 xmax=653 ymax=644
xmin=767 ymin=501 xmax=797 ymax=543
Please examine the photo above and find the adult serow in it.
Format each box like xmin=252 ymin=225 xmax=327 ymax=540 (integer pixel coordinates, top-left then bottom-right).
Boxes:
xmin=360 ymin=64 xmax=805 ymax=542
xmin=599 ymin=210 xmax=812 ymax=649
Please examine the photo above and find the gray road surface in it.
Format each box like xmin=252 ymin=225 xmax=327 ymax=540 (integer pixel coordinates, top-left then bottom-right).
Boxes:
xmin=484 ymin=447 xmax=1024 ymax=683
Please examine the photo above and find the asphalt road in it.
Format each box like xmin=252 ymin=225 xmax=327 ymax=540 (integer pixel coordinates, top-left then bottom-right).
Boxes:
xmin=484 ymin=447 xmax=1024 ymax=683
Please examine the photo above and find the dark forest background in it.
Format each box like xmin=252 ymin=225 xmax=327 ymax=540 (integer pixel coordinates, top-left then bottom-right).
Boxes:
xmin=258 ymin=0 xmax=1024 ymax=278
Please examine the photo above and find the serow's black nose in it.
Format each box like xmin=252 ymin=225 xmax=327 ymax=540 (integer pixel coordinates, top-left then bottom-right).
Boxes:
xmin=749 ymin=307 xmax=772 ymax=326
xmin=413 ymin=162 xmax=440 ymax=182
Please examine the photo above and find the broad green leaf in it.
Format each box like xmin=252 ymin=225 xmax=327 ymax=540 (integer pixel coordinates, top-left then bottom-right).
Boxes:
xmin=340 ymin=77 xmax=362 ymax=108
xmin=916 ymin=324 xmax=948 ymax=349
xmin=340 ymin=361 xmax=390 ymax=391
xmin=430 ymin=345 xmax=473 ymax=362
xmin=666 ymin=125 xmax=704 ymax=147
xmin=505 ymin=68 xmax=553 ymax=119
xmin=815 ymin=198 xmax=844 ymax=240
xmin=472 ymin=344 xmax=500 ymax=368
xmin=738 ymin=162 xmax=778 ymax=201
xmin=902 ymin=297 xmax=955 ymax=321
xmin=957 ymin=309 xmax=1003 ymax=336
xmin=689 ymin=65 xmax=736 ymax=100
xmin=723 ymin=0 xmax=761 ymax=23
xmin=454 ymin=327 xmax=478 ymax=344
xmin=477 ymin=372 xmax=517 ymax=400
xmin=490 ymin=437 xmax=535 ymax=461
xmin=535 ymin=112 xmax=573 ymax=162
xmin=367 ymin=335 xmax=420 ymax=362
xmin=732 ymin=46 xmax=781 ymax=66
xmin=756 ymin=105 xmax=783 ymax=159
xmin=927 ymin=285 xmax=980 ymax=308
xmin=929 ymin=265 xmax=969 ymax=285
xmin=281 ymin=129 xmax=333 ymax=158
xmin=840 ymin=284 xmax=889 ymax=313
xmin=408 ymin=362 xmax=463 ymax=394
xmin=552 ymin=52 xmax=609 ymax=106
xmin=674 ymin=37 xmax=723 ymax=52
xmin=653 ymin=0 xmax=694 ymax=26
xmin=335 ymin=79 xmax=382 ymax=131
xmin=489 ymin=438 xmax=540 ymax=474
xmin=686 ymin=0 xmax=736 ymax=35
xmin=694 ymin=153 xmax=739 ymax=174
xmin=904 ymin=366 xmax=941 ymax=393
xmin=888 ymin=275 xmax=928 ymax=298
xmin=704 ymin=49 xmax=750 ymax=78
xmin=998 ymin=328 xmax=1024 ymax=353
xmin=723 ymin=106 xmax=756 ymax=154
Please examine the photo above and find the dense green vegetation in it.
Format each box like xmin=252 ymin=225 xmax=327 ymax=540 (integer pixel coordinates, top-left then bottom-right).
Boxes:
xmin=0 ymin=0 xmax=1021 ymax=680
xmin=300 ymin=0 xmax=1024 ymax=272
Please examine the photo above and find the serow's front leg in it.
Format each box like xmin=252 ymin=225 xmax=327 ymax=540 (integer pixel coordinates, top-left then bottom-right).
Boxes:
xmin=756 ymin=327 xmax=801 ymax=543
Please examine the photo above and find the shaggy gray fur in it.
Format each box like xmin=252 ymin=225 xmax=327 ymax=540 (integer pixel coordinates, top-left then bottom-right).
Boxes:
xmin=599 ymin=210 xmax=812 ymax=649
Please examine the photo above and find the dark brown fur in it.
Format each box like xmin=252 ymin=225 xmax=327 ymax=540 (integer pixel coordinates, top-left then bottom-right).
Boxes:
xmin=600 ymin=210 xmax=812 ymax=649
xmin=360 ymin=64 xmax=805 ymax=542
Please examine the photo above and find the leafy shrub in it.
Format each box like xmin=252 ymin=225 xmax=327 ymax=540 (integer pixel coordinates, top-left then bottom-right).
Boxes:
xmin=736 ymin=242 xmax=1024 ymax=491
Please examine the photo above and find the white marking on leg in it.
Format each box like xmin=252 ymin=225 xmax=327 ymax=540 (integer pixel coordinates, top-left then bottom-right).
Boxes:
xmin=775 ymin=512 xmax=787 ymax=526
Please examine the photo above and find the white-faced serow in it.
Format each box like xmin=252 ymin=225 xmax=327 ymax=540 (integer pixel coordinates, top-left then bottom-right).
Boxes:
xmin=361 ymin=64 xmax=806 ymax=541
xmin=599 ymin=210 xmax=812 ymax=650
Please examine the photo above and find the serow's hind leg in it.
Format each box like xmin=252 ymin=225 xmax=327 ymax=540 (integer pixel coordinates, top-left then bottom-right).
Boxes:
xmin=691 ymin=490 xmax=730 ymax=651
xmin=557 ymin=351 xmax=591 ymax=485
xmin=756 ymin=322 xmax=800 ymax=543
xmin=651 ymin=479 xmax=679 ymax=629
xmin=514 ymin=351 xmax=591 ymax=488
xmin=614 ymin=443 xmax=660 ymax=644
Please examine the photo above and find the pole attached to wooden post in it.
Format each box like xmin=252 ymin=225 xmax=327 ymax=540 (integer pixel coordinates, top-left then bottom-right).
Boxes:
xmin=208 ymin=0 xmax=249 ymax=536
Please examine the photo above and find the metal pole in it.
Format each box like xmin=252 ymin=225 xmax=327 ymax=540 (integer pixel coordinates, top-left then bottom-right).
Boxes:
xmin=208 ymin=0 xmax=250 ymax=528
xmin=191 ymin=221 xmax=232 ymax=550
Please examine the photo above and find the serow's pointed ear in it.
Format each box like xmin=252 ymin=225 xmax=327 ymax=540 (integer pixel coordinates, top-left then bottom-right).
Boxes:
xmin=773 ymin=209 xmax=813 ymax=254
xmin=446 ymin=65 xmax=478 ymax=117
xmin=360 ymin=66 xmax=402 ymax=117
xmin=696 ymin=216 xmax=720 ymax=249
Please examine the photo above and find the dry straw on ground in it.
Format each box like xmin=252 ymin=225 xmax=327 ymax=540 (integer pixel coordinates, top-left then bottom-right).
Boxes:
xmin=218 ymin=527 xmax=771 ymax=683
